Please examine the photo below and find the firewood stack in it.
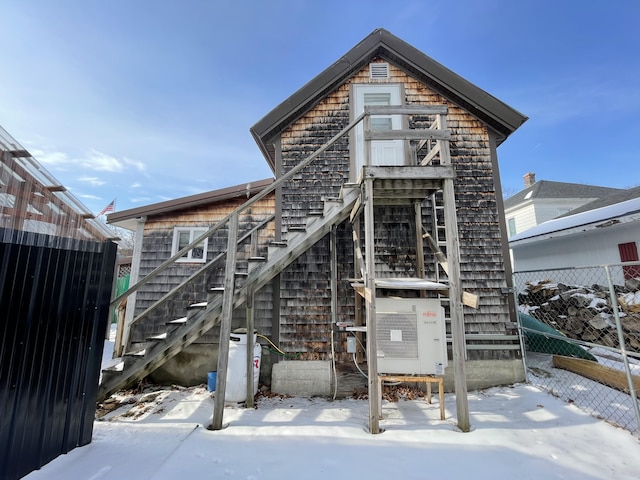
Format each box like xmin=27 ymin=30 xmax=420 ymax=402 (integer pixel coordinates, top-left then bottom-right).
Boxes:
xmin=518 ymin=278 xmax=640 ymax=352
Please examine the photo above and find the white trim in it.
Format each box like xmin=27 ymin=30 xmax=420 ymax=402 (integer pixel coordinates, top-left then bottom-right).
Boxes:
xmin=172 ymin=227 xmax=208 ymax=263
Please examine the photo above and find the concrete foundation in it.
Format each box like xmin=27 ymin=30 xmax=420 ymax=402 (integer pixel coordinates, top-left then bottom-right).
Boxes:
xmin=270 ymin=358 xmax=525 ymax=397
xmin=148 ymin=343 xmax=274 ymax=387
xmin=271 ymin=360 xmax=332 ymax=396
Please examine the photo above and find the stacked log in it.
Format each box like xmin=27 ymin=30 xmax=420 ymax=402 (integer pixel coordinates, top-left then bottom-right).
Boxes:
xmin=518 ymin=279 xmax=640 ymax=352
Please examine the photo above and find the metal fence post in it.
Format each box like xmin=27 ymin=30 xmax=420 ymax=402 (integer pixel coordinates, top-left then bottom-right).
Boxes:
xmin=604 ymin=265 xmax=640 ymax=434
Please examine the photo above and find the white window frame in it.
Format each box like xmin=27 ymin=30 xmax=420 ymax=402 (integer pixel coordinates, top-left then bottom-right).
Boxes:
xmin=507 ymin=217 xmax=517 ymax=237
xmin=172 ymin=227 xmax=208 ymax=263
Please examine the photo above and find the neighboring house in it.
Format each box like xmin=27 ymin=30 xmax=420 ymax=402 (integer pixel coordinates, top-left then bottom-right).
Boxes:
xmin=510 ymin=186 xmax=640 ymax=280
xmin=108 ymin=178 xmax=275 ymax=383
xmin=102 ymin=28 xmax=528 ymax=405
xmin=503 ymin=172 xmax=623 ymax=238
xmin=1 ymin=126 xmax=117 ymax=480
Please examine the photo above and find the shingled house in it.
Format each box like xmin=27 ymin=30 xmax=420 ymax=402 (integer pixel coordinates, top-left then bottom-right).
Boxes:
xmin=102 ymin=29 xmax=528 ymax=410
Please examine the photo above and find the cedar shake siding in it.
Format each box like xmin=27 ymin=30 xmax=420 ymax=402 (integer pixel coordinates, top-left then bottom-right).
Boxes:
xmin=276 ymin=60 xmax=513 ymax=360
xmin=130 ymin=194 xmax=275 ymax=345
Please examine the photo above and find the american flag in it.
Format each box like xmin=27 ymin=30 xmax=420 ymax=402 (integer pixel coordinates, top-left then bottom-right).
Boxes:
xmin=98 ymin=199 xmax=116 ymax=216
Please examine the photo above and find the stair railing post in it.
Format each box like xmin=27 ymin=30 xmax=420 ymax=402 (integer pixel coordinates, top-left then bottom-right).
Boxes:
xmin=211 ymin=212 xmax=239 ymax=430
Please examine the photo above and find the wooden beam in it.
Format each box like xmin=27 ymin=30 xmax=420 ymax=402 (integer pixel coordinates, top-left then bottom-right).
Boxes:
xmin=352 ymin=285 xmax=373 ymax=303
xmin=365 ymin=129 xmax=451 ymax=142
xmin=349 ymin=194 xmax=362 ymax=222
xmin=553 ymin=355 xmax=640 ymax=397
xmin=364 ymin=177 xmax=381 ymax=434
xmin=364 ymin=105 xmax=448 ymax=115
xmin=420 ymin=145 xmax=441 ymax=166
xmin=422 ymin=231 xmax=449 ymax=275
xmin=352 ymin=230 xmax=366 ymax=279
xmin=211 ymin=213 xmax=239 ymax=430
xmin=422 ymin=230 xmax=479 ymax=309
xmin=362 ymin=165 xmax=455 ymax=181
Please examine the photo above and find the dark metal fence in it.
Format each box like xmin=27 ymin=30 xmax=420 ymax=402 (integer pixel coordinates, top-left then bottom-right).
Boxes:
xmin=0 ymin=229 xmax=117 ymax=480
xmin=514 ymin=263 xmax=640 ymax=435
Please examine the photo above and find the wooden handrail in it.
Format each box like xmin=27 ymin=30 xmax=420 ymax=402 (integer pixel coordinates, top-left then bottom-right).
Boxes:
xmin=126 ymin=214 xmax=274 ymax=329
xmin=110 ymin=110 xmax=368 ymax=309
xmin=111 ymin=104 xmax=450 ymax=324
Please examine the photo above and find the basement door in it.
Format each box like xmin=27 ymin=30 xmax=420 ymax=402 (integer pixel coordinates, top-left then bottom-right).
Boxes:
xmin=353 ymin=84 xmax=404 ymax=179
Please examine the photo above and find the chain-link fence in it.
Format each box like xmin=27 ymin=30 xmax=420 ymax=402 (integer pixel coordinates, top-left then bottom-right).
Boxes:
xmin=514 ymin=263 xmax=640 ymax=435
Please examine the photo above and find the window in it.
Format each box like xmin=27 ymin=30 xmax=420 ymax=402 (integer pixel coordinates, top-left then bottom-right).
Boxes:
xmin=172 ymin=227 xmax=208 ymax=262
xmin=508 ymin=218 xmax=517 ymax=237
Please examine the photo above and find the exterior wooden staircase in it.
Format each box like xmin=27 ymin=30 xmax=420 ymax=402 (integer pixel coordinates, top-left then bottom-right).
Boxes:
xmin=99 ymin=104 xmax=472 ymax=434
xmin=98 ymin=185 xmax=359 ymax=401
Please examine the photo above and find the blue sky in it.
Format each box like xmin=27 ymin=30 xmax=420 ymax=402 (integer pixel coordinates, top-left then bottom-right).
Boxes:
xmin=1 ymin=1 xmax=639 ymax=216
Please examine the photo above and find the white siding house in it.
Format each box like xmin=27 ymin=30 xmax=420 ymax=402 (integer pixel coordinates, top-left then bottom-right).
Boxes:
xmin=509 ymin=187 xmax=640 ymax=284
xmin=504 ymin=172 xmax=623 ymax=238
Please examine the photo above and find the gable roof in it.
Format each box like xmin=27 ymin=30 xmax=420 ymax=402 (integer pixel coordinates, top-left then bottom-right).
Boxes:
xmin=503 ymin=180 xmax=623 ymax=210
xmin=555 ymin=185 xmax=640 ymax=217
xmin=250 ymin=28 xmax=528 ymax=170
xmin=107 ymin=178 xmax=274 ymax=231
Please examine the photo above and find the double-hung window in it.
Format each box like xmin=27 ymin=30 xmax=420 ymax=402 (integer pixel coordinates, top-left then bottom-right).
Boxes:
xmin=172 ymin=227 xmax=208 ymax=263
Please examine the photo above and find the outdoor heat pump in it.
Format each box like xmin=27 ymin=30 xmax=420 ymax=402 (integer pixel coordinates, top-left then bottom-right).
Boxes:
xmin=376 ymin=297 xmax=447 ymax=375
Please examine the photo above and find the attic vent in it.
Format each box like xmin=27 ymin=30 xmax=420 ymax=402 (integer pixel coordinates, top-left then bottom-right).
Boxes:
xmin=369 ymin=62 xmax=390 ymax=79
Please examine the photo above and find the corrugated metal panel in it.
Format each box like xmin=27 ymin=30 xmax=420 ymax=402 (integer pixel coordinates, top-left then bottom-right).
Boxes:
xmin=0 ymin=228 xmax=116 ymax=480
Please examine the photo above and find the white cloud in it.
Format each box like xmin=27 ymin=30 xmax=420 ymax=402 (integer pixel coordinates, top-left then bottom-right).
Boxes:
xmin=32 ymin=149 xmax=72 ymax=166
xmin=78 ymin=193 xmax=101 ymax=200
xmin=130 ymin=196 xmax=151 ymax=203
xmin=124 ymin=157 xmax=146 ymax=172
xmin=83 ymin=149 xmax=124 ymax=172
xmin=29 ymin=146 xmax=148 ymax=176
xmin=78 ymin=176 xmax=107 ymax=186
xmin=130 ymin=182 xmax=142 ymax=188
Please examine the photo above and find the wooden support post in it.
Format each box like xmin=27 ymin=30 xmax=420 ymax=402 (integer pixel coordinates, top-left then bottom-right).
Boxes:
xmin=121 ymin=217 xmax=146 ymax=354
xmin=414 ymin=201 xmax=426 ymax=298
xmin=211 ymin=213 xmax=239 ymax=430
xmin=330 ymin=226 xmax=338 ymax=398
xmin=364 ymin=176 xmax=381 ymax=434
xmin=353 ymin=215 xmax=364 ymax=363
xmin=438 ymin=113 xmax=470 ymax=432
xmin=245 ymin=287 xmax=255 ymax=409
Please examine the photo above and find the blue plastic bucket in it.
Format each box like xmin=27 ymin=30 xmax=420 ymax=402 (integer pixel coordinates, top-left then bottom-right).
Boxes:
xmin=207 ymin=371 xmax=217 ymax=392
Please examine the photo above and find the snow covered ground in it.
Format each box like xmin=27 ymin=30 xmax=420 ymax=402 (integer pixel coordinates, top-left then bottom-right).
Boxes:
xmin=24 ymin=383 xmax=640 ymax=480
xmin=24 ymin=326 xmax=640 ymax=480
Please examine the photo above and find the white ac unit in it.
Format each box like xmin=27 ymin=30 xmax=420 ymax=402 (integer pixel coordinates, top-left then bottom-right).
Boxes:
xmin=376 ymin=297 xmax=447 ymax=375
